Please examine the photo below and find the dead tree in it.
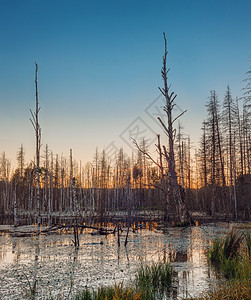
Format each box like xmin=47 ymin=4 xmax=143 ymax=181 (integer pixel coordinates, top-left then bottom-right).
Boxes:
xmin=201 ymin=121 xmax=208 ymax=187
xmin=30 ymin=63 xmax=42 ymax=226
xmin=158 ymin=33 xmax=190 ymax=222
xmin=17 ymin=144 xmax=25 ymax=178
xmin=70 ymin=149 xmax=73 ymax=212
xmin=242 ymin=67 xmax=251 ymax=175
xmin=48 ymin=151 xmax=53 ymax=227
xmin=235 ymin=98 xmax=244 ymax=177
xmin=213 ymin=93 xmax=225 ymax=187
xmin=71 ymin=151 xmax=79 ymax=246
xmin=13 ymin=182 xmax=18 ymax=226
xmin=72 ymin=176 xmax=79 ymax=248
xmin=44 ymin=145 xmax=49 ymax=223
xmin=134 ymin=33 xmax=189 ymax=223
xmin=223 ymin=86 xmax=235 ymax=203
xmin=209 ymin=91 xmax=216 ymax=218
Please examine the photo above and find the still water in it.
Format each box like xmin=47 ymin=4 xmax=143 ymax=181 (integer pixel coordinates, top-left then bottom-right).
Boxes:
xmin=0 ymin=223 xmax=239 ymax=299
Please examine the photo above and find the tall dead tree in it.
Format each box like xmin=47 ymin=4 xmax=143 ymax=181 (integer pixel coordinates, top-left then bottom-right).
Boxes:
xmin=209 ymin=91 xmax=216 ymax=217
xmin=157 ymin=33 xmax=189 ymax=222
xmin=242 ymin=67 xmax=251 ymax=174
xmin=213 ymin=93 xmax=225 ymax=187
xmin=17 ymin=144 xmax=25 ymax=178
xmin=201 ymin=121 xmax=208 ymax=187
xmin=13 ymin=181 xmax=18 ymax=226
xmin=235 ymin=98 xmax=244 ymax=177
xmin=48 ymin=151 xmax=53 ymax=226
xmin=134 ymin=33 xmax=189 ymax=223
xmin=30 ymin=63 xmax=42 ymax=226
xmin=223 ymin=86 xmax=235 ymax=205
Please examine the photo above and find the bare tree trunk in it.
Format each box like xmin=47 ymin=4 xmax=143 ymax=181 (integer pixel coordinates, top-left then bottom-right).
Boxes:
xmin=72 ymin=177 xmax=79 ymax=248
xmin=50 ymin=152 xmax=54 ymax=213
xmin=236 ymin=98 xmax=244 ymax=177
xmin=211 ymin=91 xmax=216 ymax=218
xmin=133 ymin=34 xmax=190 ymax=224
xmin=224 ymin=86 xmax=234 ymax=205
xmin=29 ymin=164 xmax=34 ymax=211
xmin=44 ymin=145 xmax=49 ymax=223
xmin=159 ymin=33 xmax=188 ymax=223
xmin=181 ymin=141 xmax=184 ymax=189
xmin=30 ymin=63 xmax=42 ymax=226
xmin=202 ymin=121 xmax=208 ymax=187
xmin=187 ymin=137 xmax=191 ymax=189
xmin=79 ymin=161 xmax=82 ymax=212
xmin=232 ymin=155 xmax=237 ymax=220
xmin=60 ymin=156 xmax=65 ymax=211
xmin=70 ymin=149 xmax=73 ymax=212
xmin=13 ymin=183 xmax=19 ymax=227
xmin=125 ymin=178 xmax=132 ymax=246
xmin=48 ymin=152 xmax=53 ymax=227
xmin=213 ymin=94 xmax=226 ymax=186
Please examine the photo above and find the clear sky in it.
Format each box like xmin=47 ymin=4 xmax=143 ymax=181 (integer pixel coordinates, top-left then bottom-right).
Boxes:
xmin=0 ymin=0 xmax=250 ymax=169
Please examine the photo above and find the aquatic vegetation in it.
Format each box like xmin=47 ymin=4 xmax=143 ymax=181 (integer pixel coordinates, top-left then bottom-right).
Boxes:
xmin=244 ymin=230 xmax=251 ymax=257
xmin=193 ymin=278 xmax=251 ymax=300
xmin=23 ymin=272 xmax=37 ymax=300
xmin=202 ymin=229 xmax=251 ymax=299
xmin=208 ymin=229 xmax=251 ymax=279
xmin=75 ymin=262 xmax=173 ymax=300
xmin=75 ymin=283 xmax=141 ymax=300
xmin=187 ymin=229 xmax=251 ymax=300
xmin=135 ymin=261 xmax=172 ymax=291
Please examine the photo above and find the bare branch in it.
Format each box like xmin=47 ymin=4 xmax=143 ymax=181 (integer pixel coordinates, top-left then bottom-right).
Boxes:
xmin=169 ymin=91 xmax=174 ymax=100
xmin=170 ymin=94 xmax=177 ymax=104
xmin=173 ymin=128 xmax=176 ymax=141
xmin=157 ymin=117 xmax=170 ymax=136
xmin=172 ymin=110 xmax=187 ymax=124
xmin=132 ymin=138 xmax=161 ymax=168
xmin=29 ymin=118 xmax=36 ymax=131
xmin=158 ymin=87 xmax=166 ymax=97
xmin=30 ymin=109 xmax=36 ymax=124
xmin=162 ymin=145 xmax=170 ymax=164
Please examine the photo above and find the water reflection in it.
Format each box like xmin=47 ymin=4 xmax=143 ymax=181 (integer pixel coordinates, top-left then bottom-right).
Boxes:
xmin=0 ymin=223 xmax=234 ymax=299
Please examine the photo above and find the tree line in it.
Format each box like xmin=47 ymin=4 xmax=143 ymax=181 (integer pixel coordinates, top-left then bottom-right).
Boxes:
xmin=0 ymin=36 xmax=250 ymax=225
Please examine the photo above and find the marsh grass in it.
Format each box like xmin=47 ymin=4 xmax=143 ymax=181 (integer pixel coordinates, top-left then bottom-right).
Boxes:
xmin=208 ymin=229 xmax=251 ymax=279
xmin=135 ymin=261 xmax=172 ymax=290
xmin=245 ymin=231 xmax=251 ymax=257
xmin=202 ymin=229 xmax=251 ymax=299
xmin=75 ymin=261 xmax=173 ymax=300
xmin=192 ymin=278 xmax=251 ymax=300
xmin=75 ymin=283 xmax=141 ymax=300
xmin=23 ymin=272 xmax=37 ymax=300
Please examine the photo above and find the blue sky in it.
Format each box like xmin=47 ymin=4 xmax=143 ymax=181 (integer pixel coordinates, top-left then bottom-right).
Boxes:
xmin=0 ymin=0 xmax=250 ymax=168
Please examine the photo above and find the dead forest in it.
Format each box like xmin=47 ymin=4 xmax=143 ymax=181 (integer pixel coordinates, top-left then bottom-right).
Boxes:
xmin=0 ymin=39 xmax=250 ymax=227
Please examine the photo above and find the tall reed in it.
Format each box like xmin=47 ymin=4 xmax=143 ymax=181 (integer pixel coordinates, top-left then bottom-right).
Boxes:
xmin=208 ymin=229 xmax=251 ymax=279
xmin=75 ymin=261 xmax=173 ymax=300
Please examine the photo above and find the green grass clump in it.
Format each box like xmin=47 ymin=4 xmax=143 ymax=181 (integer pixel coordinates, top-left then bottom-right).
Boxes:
xmin=208 ymin=237 xmax=224 ymax=263
xmin=135 ymin=261 xmax=173 ymax=299
xmin=208 ymin=229 xmax=251 ymax=279
xmin=75 ymin=261 xmax=173 ymax=300
xmin=75 ymin=283 xmax=140 ymax=300
xmin=75 ymin=288 xmax=93 ymax=300
xmin=191 ymin=230 xmax=251 ymax=300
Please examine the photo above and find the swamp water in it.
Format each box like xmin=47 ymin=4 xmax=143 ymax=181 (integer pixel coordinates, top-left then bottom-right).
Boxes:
xmin=0 ymin=223 xmax=240 ymax=299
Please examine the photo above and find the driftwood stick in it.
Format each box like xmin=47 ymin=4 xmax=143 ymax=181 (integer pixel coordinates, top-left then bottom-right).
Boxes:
xmin=3 ymin=223 xmax=116 ymax=237
xmin=117 ymin=223 xmax=120 ymax=247
xmin=124 ymin=225 xmax=130 ymax=246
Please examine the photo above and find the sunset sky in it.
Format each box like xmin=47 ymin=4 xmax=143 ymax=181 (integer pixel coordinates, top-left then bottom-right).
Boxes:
xmin=0 ymin=0 xmax=250 ymax=169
